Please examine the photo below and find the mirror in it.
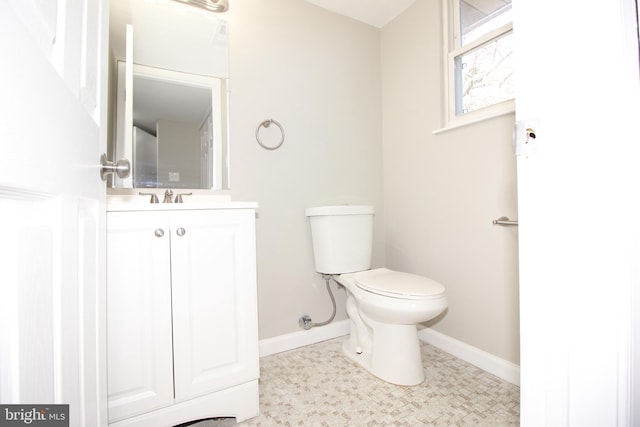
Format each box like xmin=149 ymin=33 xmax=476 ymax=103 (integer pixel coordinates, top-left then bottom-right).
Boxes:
xmin=114 ymin=62 xmax=226 ymax=189
xmin=108 ymin=0 xmax=230 ymax=190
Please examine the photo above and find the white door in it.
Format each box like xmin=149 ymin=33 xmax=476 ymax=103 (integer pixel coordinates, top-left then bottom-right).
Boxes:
xmin=0 ymin=1 xmax=108 ymax=426
xmin=514 ymin=0 xmax=640 ymax=425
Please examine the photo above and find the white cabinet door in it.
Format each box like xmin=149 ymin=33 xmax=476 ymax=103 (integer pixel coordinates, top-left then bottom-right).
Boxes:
xmin=106 ymin=211 xmax=175 ymax=422
xmin=170 ymin=209 xmax=259 ymax=401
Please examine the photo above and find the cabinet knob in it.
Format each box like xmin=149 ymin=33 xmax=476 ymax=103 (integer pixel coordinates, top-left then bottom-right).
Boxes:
xmin=176 ymin=227 xmax=186 ymax=237
xmin=154 ymin=229 xmax=165 ymax=238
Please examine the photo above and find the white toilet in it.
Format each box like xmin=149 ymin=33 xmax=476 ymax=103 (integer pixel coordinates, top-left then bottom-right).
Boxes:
xmin=306 ymin=205 xmax=447 ymax=386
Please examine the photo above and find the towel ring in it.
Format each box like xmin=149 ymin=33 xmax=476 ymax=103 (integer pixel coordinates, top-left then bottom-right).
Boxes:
xmin=256 ymin=119 xmax=285 ymax=150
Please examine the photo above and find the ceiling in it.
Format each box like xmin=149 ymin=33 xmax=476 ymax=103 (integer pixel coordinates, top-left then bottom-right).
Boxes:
xmin=303 ymin=0 xmax=416 ymax=28
xmin=303 ymin=0 xmax=511 ymax=29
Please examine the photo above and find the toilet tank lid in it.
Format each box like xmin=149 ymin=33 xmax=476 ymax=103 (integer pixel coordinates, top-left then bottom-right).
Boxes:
xmin=306 ymin=205 xmax=374 ymax=217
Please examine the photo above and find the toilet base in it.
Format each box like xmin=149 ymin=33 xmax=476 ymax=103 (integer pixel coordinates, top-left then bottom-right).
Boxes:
xmin=342 ymin=322 xmax=425 ymax=386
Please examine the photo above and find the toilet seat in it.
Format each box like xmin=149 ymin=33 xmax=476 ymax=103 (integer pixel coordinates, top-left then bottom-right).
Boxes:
xmin=354 ymin=268 xmax=445 ymax=299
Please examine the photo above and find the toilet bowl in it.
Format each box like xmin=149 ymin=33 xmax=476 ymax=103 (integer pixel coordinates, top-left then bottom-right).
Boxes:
xmin=306 ymin=206 xmax=448 ymax=386
xmin=336 ymin=268 xmax=447 ymax=385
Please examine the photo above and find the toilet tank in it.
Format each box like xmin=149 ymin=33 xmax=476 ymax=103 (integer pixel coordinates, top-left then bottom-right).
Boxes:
xmin=305 ymin=205 xmax=374 ymax=274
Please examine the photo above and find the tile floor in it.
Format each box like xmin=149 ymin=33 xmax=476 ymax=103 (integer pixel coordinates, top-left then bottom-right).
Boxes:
xmin=189 ymin=337 xmax=519 ymax=426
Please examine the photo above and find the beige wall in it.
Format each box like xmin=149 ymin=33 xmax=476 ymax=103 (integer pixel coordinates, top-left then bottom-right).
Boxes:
xmin=381 ymin=1 xmax=519 ymax=363
xmin=226 ymin=0 xmax=519 ymax=364
xmin=226 ymin=0 xmax=384 ymax=339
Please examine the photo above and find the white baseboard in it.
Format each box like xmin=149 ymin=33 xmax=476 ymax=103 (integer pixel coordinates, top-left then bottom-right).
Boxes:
xmin=418 ymin=328 xmax=520 ymax=386
xmin=258 ymin=321 xmax=520 ymax=387
xmin=259 ymin=319 xmax=350 ymax=358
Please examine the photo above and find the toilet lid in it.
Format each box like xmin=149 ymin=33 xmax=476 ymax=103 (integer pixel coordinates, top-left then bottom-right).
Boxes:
xmin=354 ymin=268 xmax=445 ymax=298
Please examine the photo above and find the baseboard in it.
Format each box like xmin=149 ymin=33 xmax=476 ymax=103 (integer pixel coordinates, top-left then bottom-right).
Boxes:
xmin=418 ymin=328 xmax=520 ymax=386
xmin=258 ymin=321 xmax=520 ymax=387
xmin=259 ymin=319 xmax=350 ymax=358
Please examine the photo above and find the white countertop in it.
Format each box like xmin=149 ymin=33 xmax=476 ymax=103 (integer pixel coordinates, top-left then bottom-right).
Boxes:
xmin=107 ymin=194 xmax=258 ymax=212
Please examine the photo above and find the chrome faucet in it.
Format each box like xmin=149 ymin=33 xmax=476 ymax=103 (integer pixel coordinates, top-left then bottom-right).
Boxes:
xmin=139 ymin=192 xmax=159 ymax=203
xmin=174 ymin=192 xmax=193 ymax=203
xmin=163 ymin=189 xmax=174 ymax=203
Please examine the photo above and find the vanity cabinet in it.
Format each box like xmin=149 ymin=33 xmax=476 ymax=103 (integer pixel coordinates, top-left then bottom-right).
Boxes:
xmin=106 ymin=206 xmax=259 ymax=426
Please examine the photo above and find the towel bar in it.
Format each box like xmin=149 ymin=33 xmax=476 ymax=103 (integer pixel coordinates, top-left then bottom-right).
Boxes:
xmin=492 ymin=216 xmax=518 ymax=226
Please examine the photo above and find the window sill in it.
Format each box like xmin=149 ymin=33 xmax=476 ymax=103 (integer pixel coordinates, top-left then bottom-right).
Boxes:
xmin=433 ymin=100 xmax=515 ymax=135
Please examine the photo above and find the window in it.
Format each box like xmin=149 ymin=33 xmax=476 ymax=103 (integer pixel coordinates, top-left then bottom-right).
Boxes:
xmin=442 ymin=0 xmax=514 ymax=129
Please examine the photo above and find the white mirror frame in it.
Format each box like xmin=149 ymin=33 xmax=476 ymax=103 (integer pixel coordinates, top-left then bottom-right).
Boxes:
xmin=114 ymin=61 xmax=224 ymax=190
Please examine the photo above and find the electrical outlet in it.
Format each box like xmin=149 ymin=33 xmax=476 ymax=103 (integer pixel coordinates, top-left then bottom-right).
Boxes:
xmin=168 ymin=172 xmax=180 ymax=182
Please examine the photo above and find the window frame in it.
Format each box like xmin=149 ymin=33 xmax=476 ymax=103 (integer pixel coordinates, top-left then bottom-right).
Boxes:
xmin=437 ymin=0 xmax=515 ymax=133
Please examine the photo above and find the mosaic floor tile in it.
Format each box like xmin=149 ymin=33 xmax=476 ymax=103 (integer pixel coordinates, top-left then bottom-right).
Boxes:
xmin=186 ymin=337 xmax=519 ymax=426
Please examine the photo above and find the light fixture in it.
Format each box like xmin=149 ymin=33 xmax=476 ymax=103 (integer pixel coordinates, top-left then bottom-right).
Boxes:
xmin=170 ymin=0 xmax=228 ymax=13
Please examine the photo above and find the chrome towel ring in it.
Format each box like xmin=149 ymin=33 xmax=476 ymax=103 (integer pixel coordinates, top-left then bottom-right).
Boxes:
xmin=256 ymin=119 xmax=285 ymax=150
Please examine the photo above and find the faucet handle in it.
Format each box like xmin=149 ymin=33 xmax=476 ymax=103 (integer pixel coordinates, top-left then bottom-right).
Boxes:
xmin=174 ymin=192 xmax=193 ymax=203
xmin=163 ymin=189 xmax=174 ymax=203
xmin=139 ymin=192 xmax=159 ymax=203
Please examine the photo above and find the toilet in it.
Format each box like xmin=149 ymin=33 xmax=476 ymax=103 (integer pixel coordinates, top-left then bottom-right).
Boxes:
xmin=306 ymin=205 xmax=447 ymax=386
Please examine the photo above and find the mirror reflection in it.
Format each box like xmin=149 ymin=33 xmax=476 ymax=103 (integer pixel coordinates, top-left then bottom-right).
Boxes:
xmin=108 ymin=0 xmax=230 ymax=190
